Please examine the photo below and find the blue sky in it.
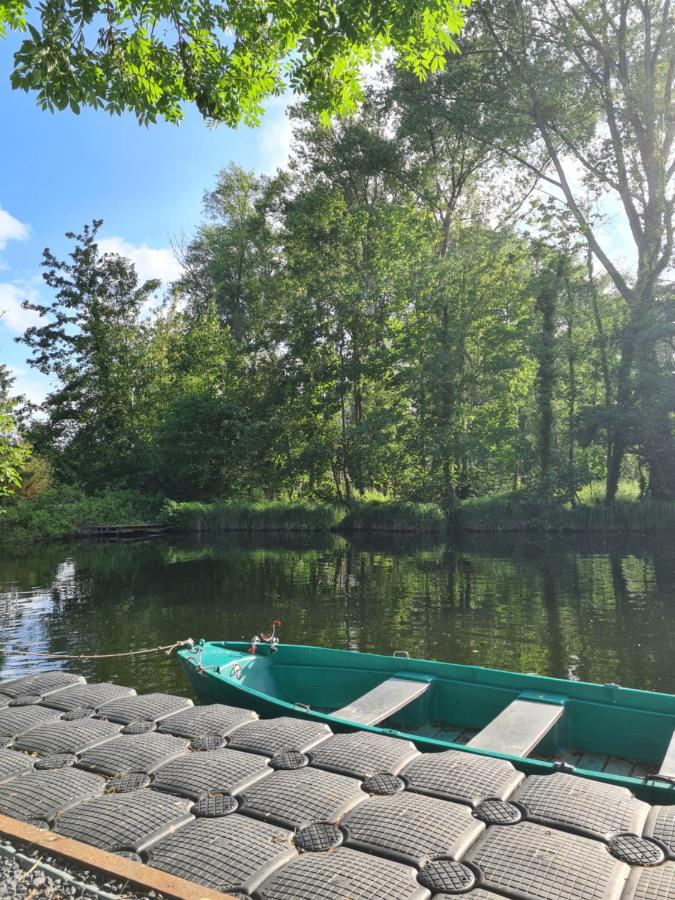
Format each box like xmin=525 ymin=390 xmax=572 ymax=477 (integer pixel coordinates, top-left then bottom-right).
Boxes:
xmin=0 ymin=33 xmax=293 ymax=404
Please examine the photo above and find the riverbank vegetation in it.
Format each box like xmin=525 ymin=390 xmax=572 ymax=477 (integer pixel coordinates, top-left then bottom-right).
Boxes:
xmin=164 ymin=497 xmax=446 ymax=535
xmin=0 ymin=487 xmax=160 ymax=544
xmin=3 ymin=488 xmax=673 ymax=544
xmin=1 ymin=2 xmax=673 ymax=540
xmin=163 ymin=500 xmax=344 ymax=534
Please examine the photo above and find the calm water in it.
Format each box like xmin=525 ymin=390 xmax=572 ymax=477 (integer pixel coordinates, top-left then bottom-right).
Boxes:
xmin=0 ymin=533 xmax=674 ymax=697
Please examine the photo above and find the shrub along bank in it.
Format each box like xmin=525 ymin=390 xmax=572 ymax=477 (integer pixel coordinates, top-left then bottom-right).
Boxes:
xmin=2 ymin=486 xmax=673 ymax=543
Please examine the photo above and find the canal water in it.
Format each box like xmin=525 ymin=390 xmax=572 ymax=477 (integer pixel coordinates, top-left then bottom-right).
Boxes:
xmin=1 ymin=532 xmax=673 ymax=696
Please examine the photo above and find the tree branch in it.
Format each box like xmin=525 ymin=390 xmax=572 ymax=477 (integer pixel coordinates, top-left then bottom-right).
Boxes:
xmin=535 ymin=111 xmax=633 ymax=303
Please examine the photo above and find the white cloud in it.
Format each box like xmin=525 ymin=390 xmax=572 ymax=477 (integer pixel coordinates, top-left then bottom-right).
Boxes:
xmin=255 ymin=95 xmax=294 ymax=174
xmin=0 ymin=280 xmax=42 ymax=334
xmin=4 ymin=364 xmax=50 ymax=407
xmin=98 ymin=236 xmax=183 ymax=286
xmin=0 ymin=206 xmax=29 ymax=252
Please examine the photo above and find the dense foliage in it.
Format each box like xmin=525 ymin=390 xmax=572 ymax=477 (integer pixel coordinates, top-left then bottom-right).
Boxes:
xmin=4 ymin=0 xmax=673 ymax=526
xmin=2 ymin=0 xmax=470 ymax=124
xmin=0 ymin=365 xmax=31 ymax=500
xmin=0 ymin=486 xmax=160 ymax=542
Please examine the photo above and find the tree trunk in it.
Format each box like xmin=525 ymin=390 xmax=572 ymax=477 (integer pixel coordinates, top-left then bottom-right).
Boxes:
xmin=338 ymin=340 xmax=352 ymax=503
xmin=564 ymin=276 xmax=577 ymax=503
xmin=586 ymin=247 xmax=614 ymax=484
xmin=635 ymin=334 xmax=675 ymax=500
xmin=605 ymin=318 xmax=638 ymax=503
xmin=535 ymin=259 xmax=561 ymax=486
xmin=443 ymin=454 xmax=456 ymax=506
xmin=352 ymin=343 xmax=365 ymax=496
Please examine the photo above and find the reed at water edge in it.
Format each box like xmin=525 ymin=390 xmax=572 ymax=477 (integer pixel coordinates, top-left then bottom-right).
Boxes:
xmin=162 ymin=499 xmax=345 ymax=532
xmin=3 ymin=481 xmax=674 ymax=542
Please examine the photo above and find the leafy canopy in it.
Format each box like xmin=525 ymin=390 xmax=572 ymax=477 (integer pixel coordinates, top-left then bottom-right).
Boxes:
xmin=2 ymin=0 xmax=471 ymax=125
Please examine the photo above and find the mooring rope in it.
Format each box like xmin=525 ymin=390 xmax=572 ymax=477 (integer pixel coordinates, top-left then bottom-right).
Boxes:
xmin=0 ymin=638 xmax=194 ymax=661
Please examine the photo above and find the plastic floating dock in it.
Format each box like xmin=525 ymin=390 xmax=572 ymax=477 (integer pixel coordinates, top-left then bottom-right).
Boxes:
xmin=0 ymin=671 xmax=673 ymax=899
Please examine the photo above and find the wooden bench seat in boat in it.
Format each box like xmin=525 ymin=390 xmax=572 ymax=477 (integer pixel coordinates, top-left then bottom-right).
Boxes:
xmin=659 ymin=729 xmax=675 ymax=776
xmin=467 ymin=692 xmax=566 ymax=758
xmin=332 ymin=675 xmax=432 ymax=726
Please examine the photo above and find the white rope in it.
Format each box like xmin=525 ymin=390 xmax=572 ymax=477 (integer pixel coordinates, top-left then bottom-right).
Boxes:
xmin=0 ymin=638 xmax=194 ymax=661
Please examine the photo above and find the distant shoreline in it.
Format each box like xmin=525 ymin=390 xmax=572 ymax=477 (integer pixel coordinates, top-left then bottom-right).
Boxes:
xmin=3 ymin=489 xmax=675 ymax=544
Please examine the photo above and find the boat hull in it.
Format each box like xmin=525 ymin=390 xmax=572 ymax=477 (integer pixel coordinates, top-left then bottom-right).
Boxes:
xmin=177 ymin=641 xmax=675 ymax=801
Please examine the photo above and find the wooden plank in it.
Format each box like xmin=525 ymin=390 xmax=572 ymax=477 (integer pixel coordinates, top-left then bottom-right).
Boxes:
xmin=414 ymin=723 xmax=462 ymax=741
xmin=467 ymin=698 xmax=564 ymax=757
xmin=602 ymin=756 xmax=634 ymax=776
xmin=454 ymin=727 xmax=479 ymax=745
xmin=659 ymin=730 xmax=675 ymax=776
xmin=555 ymin=749 xmax=583 ymax=767
xmin=0 ymin=814 xmax=235 ymax=900
xmin=577 ymin=752 xmax=607 ymax=772
xmin=332 ymin=676 xmax=431 ymax=726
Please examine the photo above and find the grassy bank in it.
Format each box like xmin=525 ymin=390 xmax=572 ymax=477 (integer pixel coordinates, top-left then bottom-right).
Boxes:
xmin=167 ymin=495 xmax=675 ymax=535
xmin=452 ymin=483 xmax=675 ymax=533
xmin=341 ymin=499 xmax=446 ymax=532
xmin=3 ymin=484 xmax=674 ymax=543
xmin=162 ymin=499 xmax=344 ymax=532
xmin=0 ymin=487 xmax=161 ymax=543
xmin=162 ymin=497 xmax=446 ymax=534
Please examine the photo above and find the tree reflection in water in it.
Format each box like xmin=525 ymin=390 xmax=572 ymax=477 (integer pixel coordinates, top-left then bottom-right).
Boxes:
xmin=0 ymin=532 xmax=673 ymax=695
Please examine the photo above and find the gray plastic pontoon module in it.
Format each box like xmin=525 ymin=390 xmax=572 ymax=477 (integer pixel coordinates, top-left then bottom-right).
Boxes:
xmin=256 ymin=845 xmax=430 ymax=900
xmin=96 ymin=692 xmax=193 ymax=724
xmin=0 ymin=705 xmax=64 ymax=740
xmin=514 ymin=772 xmax=650 ymax=840
xmin=151 ymin=747 xmax=272 ymax=799
xmin=0 ymin=747 xmax=33 ymax=783
xmin=13 ymin=718 xmax=121 ymax=756
xmin=40 ymin=681 xmax=136 ymax=711
xmin=466 ymin=820 xmax=629 ymax=900
xmin=622 ymin=862 xmax=675 ymax=900
xmin=0 ymin=767 xmax=105 ymax=825
xmin=401 ymin=747 xmax=524 ymax=806
xmin=77 ymin=731 xmax=189 ymax=775
xmin=431 ymin=893 xmax=506 ymax=900
xmin=226 ymin=716 xmax=332 ymax=756
xmin=0 ymin=672 xmax=85 ymax=699
xmin=644 ymin=805 xmax=675 ymax=860
xmin=149 ymin=815 xmax=297 ymax=895
xmin=55 ymin=789 xmax=194 ymax=852
xmin=157 ymin=703 xmax=258 ymax=739
xmin=240 ymin=766 xmax=367 ymax=829
xmin=309 ymin=730 xmax=419 ymax=778
xmin=342 ymin=790 xmax=484 ymax=867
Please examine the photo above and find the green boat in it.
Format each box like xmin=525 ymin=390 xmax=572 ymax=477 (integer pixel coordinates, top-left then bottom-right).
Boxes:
xmin=177 ymin=637 xmax=675 ymax=800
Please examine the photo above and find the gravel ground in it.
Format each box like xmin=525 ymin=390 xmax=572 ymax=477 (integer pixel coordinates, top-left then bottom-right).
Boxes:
xmin=0 ymin=838 xmax=167 ymax=900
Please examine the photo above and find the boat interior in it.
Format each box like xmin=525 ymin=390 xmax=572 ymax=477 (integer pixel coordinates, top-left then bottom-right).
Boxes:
xmin=200 ymin=641 xmax=675 ymax=779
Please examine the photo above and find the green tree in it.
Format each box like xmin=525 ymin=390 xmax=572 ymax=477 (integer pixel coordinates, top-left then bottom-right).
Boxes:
xmin=176 ymin=165 xmax=282 ymax=346
xmin=19 ymin=221 xmax=160 ymax=489
xmin=173 ymin=167 xmax=292 ymax=497
xmin=3 ymin=0 xmax=470 ymax=125
xmin=475 ymin=0 xmax=674 ymax=499
xmin=402 ymin=227 xmax=536 ymax=501
xmin=278 ymin=113 xmax=428 ymax=500
xmin=0 ymin=364 xmax=31 ymax=500
xmin=147 ymin=304 xmax=251 ymax=498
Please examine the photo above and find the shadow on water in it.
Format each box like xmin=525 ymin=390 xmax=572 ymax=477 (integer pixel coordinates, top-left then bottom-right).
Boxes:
xmin=0 ymin=530 xmax=673 ymax=695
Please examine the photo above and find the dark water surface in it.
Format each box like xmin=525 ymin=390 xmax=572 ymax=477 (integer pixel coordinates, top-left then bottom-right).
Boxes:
xmin=1 ymin=532 xmax=673 ymax=697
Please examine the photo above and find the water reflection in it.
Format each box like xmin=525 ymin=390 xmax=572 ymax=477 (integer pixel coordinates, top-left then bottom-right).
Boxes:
xmin=0 ymin=532 xmax=673 ymax=695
